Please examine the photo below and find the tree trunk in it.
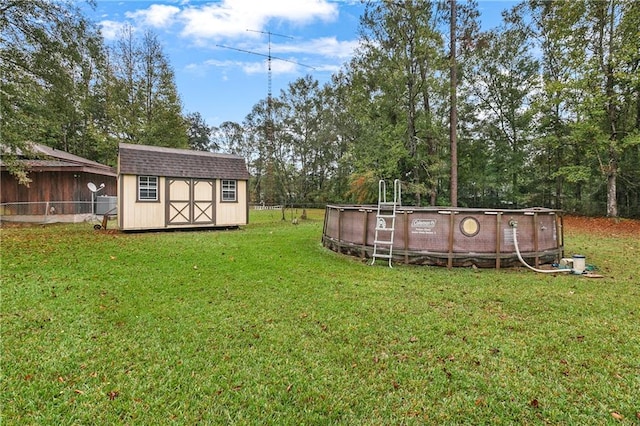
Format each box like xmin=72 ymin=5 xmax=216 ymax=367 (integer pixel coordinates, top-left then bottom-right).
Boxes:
xmin=606 ymin=150 xmax=618 ymax=217
xmin=449 ymin=0 xmax=458 ymax=207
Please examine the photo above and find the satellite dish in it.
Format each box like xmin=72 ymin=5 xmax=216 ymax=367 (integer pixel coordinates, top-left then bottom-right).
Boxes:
xmin=87 ymin=182 xmax=106 ymax=192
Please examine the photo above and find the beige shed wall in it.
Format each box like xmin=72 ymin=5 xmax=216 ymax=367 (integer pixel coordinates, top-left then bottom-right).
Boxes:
xmin=216 ymin=179 xmax=248 ymax=226
xmin=119 ymin=175 xmax=248 ymax=230
xmin=119 ymin=174 xmax=166 ymax=230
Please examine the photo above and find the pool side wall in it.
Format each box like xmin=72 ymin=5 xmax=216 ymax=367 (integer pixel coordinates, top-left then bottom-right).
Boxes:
xmin=322 ymin=205 xmax=564 ymax=268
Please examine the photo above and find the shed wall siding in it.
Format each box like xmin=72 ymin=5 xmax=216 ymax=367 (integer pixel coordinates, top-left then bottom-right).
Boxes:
xmin=216 ymin=180 xmax=248 ymax=225
xmin=120 ymin=174 xmax=166 ymax=230
xmin=119 ymin=175 xmax=248 ymax=230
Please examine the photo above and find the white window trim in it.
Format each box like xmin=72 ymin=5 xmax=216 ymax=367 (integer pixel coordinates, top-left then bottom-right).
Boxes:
xmin=138 ymin=176 xmax=159 ymax=202
xmin=221 ymin=179 xmax=237 ymax=202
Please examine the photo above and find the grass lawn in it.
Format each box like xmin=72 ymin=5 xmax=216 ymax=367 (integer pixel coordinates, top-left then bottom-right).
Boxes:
xmin=2 ymin=209 xmax=639 ymax=424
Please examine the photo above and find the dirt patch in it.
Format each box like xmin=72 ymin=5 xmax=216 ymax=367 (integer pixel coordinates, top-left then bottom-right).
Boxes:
xmin=563 ymin=215 xmax=640 ymax=237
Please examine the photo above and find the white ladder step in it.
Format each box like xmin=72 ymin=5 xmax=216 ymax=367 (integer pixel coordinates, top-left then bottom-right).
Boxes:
xmin=373 ymin=253 xmax=392 ymax=259
xmin=374 ymin=239 xmax=393 ymax=245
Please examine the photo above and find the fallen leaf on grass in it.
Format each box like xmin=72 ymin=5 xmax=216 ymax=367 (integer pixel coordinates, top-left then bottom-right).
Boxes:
xmin=529 ymin=399 xmax=540 ymax=409
xmin=409 ymin=336 xmax=418 ymax=343
xmin=108 ymin=390 xmax=119 ymax=400
xmin=443 ymin=368 xmax=452 ymax=379
xmin=396 ymin=353 xmax=408 ymax=362
xmin=611 ymin=412 xmax=623 ymax=420
xmin=74 ymin=389 xmax=84 ymax=395
xmin=286 ymin=384 xmax=293 ymax=392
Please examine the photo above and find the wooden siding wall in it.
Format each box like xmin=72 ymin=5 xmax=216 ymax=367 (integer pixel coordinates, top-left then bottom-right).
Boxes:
xmin=0 ymin=171 xmax=117 ymax=215
xmin=119 ymin=175 xmax=248 ymax=230
xmin=216 ymin=180 xmax=248 ymax=226
xmin=119 ymin=174 xmax=166 ymax=230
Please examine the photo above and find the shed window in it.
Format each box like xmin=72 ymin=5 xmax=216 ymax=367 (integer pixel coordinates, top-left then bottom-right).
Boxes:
xmin=221 ymin=180 xmax=237 ymax=202
xmin=138 ymin=176 xmax=158 ymax=201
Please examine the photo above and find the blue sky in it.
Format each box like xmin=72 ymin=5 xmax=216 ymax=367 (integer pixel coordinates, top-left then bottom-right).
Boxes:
xmin=86 ymin=0 xmax=516 ymax=128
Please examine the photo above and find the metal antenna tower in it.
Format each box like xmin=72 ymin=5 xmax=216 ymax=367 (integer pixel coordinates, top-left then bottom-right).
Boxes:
xmin=216 ymin=30 xmax=314 ymax=140
xmin=217 ymin=31 xmax=315 ymax=212
xmin=246 ymin=29 xmax=291 ymax=111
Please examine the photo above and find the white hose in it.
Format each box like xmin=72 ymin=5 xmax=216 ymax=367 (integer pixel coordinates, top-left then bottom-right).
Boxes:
xmin=511 ymin=224 xmax=572 ymax=274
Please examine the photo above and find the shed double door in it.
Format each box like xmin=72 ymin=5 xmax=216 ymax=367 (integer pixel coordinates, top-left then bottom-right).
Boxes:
xmin=166 ymin=178 xmax=215 ymax=226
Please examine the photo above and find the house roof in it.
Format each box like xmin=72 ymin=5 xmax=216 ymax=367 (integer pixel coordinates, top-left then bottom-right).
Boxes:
xmin=118 ymin=143 xmax=250 ymax=180
xmin=0 ymin=143 xmax=117 ymax=177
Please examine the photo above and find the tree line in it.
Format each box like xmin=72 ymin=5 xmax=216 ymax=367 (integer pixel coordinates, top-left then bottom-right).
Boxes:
xmin=2 ymin=0 xmax=638 ymax=217
xmin=1 ymin=0 xmax=214 ymax=180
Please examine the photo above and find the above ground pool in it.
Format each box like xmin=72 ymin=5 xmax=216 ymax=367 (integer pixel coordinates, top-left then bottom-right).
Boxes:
xmin=322 ymin=205 xmax=564 ymax=268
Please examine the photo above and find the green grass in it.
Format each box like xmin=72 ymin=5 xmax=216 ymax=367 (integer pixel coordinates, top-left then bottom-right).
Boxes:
xmin=2 ymin=209 xmax=639 ymax=425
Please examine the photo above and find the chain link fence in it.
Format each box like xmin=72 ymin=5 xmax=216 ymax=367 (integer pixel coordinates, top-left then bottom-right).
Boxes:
xmin=1 ymin=198 xmax=117 ymax=225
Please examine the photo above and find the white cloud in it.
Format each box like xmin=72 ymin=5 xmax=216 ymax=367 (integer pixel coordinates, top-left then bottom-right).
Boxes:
xmin=99 ymin=20 xmax=129 ymax=40
xmin=196 ymin=57 xmax=298 ymax=76
xmin=179 ymin=3 xmax=261 ymax=40
xmin=101 ymin=0 xmax=355 ymax=80
xmin=125 ymin=4 xmax=180 ymax=28
xmin=246 ymin=59 xmax=298 ymax=75
xmin=178 ymin=0 xmax=338 ymax=41
xmin=275 ymin=37 xmax=360 ymax=59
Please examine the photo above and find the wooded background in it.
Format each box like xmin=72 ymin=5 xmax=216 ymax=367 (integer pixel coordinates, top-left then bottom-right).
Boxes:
xmin=2 ymin=0 xmax=638 ymax=217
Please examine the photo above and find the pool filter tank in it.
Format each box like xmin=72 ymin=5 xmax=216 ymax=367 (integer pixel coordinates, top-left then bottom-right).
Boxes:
xmin=572 ymin=255 xmax=586 ymax=274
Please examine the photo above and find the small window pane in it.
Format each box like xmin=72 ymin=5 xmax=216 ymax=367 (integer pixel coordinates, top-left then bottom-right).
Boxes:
xmin=222 ymin=180 xmax=237 ymax=202
xmin=138 ymin=176 xmax=158 ymax=201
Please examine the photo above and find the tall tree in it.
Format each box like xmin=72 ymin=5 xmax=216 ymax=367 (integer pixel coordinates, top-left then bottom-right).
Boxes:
xmin=109 ymin=24 xmax=143 ymax=143
xmin=214 ymin=121 xmax=245 ymax=155
xmin=449 ymin=0 xmax=458 ymax=207
xmin=138 ymin=31 xmax=187 ymax=148
xmin=530 ymin=0 xmax=640 ymax=217
xmin=107 ymin=27 xmax=187 ymax=148
xmin=463 ymin=6 xmax=539 ymax=207
xmin=186 ymin=112 xmax=215 ymax=151
xmin=1 ymin=0 xmax=105 ymax=178
xmin=281 ymin=75 xmax=335 ymax=203
xmin=350 ymin=0 xmax=449 ymax=205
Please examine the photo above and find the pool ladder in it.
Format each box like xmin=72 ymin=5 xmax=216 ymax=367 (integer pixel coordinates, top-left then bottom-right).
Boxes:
xmin=371 ymin=179 xmax=401 ymax=267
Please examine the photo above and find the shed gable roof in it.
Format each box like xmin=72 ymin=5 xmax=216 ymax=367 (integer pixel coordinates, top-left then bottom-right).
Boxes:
xmin=118 ymin=143 xmax=250 ymax=180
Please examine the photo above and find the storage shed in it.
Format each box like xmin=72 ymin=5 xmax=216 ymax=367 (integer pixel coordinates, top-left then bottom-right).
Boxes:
xmin=118 ymin=143 xmax=250 ymax=231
